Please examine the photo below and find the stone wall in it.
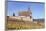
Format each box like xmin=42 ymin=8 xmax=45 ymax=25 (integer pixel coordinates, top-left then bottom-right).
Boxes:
xmin=7 ymin=16 xmax=33 ymax=22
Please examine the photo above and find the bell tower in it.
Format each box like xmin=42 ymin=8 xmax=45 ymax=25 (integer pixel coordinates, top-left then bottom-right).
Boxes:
xmin=28 ymin=7 xmax=33 ymax=21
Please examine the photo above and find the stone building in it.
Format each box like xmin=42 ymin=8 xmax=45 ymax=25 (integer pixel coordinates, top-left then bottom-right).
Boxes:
xmin=7 ymin=7 xmax=33 ymax=22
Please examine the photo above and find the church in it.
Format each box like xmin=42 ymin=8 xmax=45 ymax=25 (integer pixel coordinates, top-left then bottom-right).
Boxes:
xmin=7 ymin=7 xmax=33 ymax=22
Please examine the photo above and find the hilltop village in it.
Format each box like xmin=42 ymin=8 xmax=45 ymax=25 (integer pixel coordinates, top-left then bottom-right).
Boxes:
xmin=7 ymin=7 xmax=33 ymax=22
xmin=7 ymin=7 xmax=44 ymax=29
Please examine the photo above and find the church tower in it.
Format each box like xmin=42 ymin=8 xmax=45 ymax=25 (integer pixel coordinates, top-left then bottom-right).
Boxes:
xmin=28 ymin=7 xmax=33 ymax=21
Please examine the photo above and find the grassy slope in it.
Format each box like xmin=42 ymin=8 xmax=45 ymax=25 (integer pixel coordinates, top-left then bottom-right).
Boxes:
xmin=7 ymin=20 xmax=44 ymax=30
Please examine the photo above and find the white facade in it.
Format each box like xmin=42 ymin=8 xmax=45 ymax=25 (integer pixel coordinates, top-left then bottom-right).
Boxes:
xmin=9 ymin=16 xmax=33 ymax=22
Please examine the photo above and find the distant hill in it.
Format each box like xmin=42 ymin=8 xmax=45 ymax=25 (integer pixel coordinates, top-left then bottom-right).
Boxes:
xmin=33 ymin=19 xmax=45 ymax=23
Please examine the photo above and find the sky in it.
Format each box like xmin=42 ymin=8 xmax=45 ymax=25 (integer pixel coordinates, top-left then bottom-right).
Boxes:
xmin=7 ymin=1 xmax=45 ymax=19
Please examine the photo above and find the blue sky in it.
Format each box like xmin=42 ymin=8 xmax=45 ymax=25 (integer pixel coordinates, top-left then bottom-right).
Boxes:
xmin=8 ymin=0 xmax=15 ymax=1
xmin=7 ymin=1 xmax=45 ymax=19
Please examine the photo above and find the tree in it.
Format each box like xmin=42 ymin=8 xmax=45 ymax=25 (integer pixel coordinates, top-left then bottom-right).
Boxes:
xmin=13 ymin=13 xmax=15 ymax=16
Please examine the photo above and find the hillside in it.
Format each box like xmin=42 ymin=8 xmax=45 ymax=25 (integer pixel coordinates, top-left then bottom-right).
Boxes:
xmin=33 ymin=19 xmax=45 ymax=23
